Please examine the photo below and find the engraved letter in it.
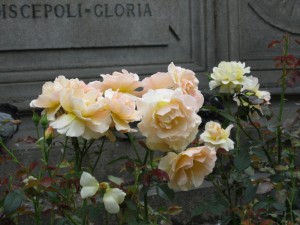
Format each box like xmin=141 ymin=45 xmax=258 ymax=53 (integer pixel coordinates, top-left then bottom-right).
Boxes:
xmin=32 ymin=4 xmax=42 ymax=18
xmin=0 ymin=5 xmax=7 ymax=19
xmin=44 ymin=4 xmax=52 ymax=18
xmin=105 ymin=4 xmax=113 ymax=17
xmin=54 ymin=4 xmax=65 ymax=18
xmin=9 ymin=5 xmax=17 ymax=18
xmin=115 ymin=4 xmax=124 ymax=17
xmin=78 ymin=4 xmax=82 ymax=18
xmin=144 ymin=4 xmax=152 ymax=16
xmin=21 ymin=5 xmax=31 ymax=18
xmin=138 ymin=4 xmax=141 ymax=17
xmin=126 ymin=4 xmax=135 ymax=17
xmin=67 ymin=4 xmax=76 ymax=18
xmin=94 ymin=4 xmax=103 ymax=17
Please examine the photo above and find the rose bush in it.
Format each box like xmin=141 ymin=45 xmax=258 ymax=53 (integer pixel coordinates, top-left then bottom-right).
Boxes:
xmin=1 ymin=36 xmax=299 ymax=225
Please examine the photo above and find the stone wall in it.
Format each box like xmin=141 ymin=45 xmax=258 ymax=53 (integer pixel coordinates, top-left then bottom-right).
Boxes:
xmin=0 ymin=0 xmax=299 ymax=223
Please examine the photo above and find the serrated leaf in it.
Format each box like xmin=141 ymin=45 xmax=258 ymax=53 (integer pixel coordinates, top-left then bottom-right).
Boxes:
xmin=234 ymin=148 xmax=250 ymax=171
xmin=126 ymin=200 xmax=138 ymax=211
xmin=192 ymin=203 xmax=208 ymax=217
xmin=244 ymin=185 xmax=257 ymax=203
xmin=4 ymin=190 xmax=24 ymax=214
xmin=156 ymin=184 xmax=174 ymax=201
xmin=209 ymin=202 xmax=226 ymax=215
xmin=272 ymin=202 xmax=286 ymax=211
xmin=107 ymin=156 xmax=130 ymax=165
xmin=217 ymin=110 xmax=236 ymax=123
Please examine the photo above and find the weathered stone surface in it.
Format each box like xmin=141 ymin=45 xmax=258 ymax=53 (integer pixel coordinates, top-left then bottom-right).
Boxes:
xmin=0 ymin=0 xmax=215 ymax=110
xmin=0 ymin=0 xmax=300 ymax=223
xmin=0 ymin=0 xmax=169 ymax=51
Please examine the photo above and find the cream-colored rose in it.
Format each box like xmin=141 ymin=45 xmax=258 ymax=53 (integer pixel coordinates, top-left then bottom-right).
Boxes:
xmin=30 ymin=76 xmax=87 ymax=121
xmin=241 ymin=76 xmax=271 ymax=103
xmin=91 ymin=70 xmax=143 ymax=97
xmin=137 ymin=89 xmax=202 ymax=152
xmin=103 ymin=187 xmax=126 ymax=214
xmin=142 ymin=63 xmax=204 ymax=110
xmin=50 ymin=87 xmax=111 ymax=139
xmin=168 ymin=63 xmax=204 ymax=109
xmin=209 ymin=61 xmax=251 ymax=93
xmin=200 ymin=121 xmax=234 ymax=151
xmin=80 ymin=172 xmax=99 ymax=199
xmin=142 ymin=72 xmax=174 ymax=92
xmin=104 ymin=89 xmax=141 ymax=132
xmin=158 ymin=146 xmax=217 ymax=191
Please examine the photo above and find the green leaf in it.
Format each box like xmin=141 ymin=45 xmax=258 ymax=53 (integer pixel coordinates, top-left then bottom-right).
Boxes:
xmin=217 ymin=110 xmax=236 ymax=123
xmin=254 ymin=200 xmax=271 ymax=211
xmin=209 ymin=202 xmax=226 ymax=215
xmin=123 ymin=208 xmax=141 ymax=225
xmin=221 ymin=216 xmax=232 ymax=225
xmin=252 ymin=149 xmax=268 ymax=161
xmin=192 ymin=203 xmax=209 ymax=217
xmin=156 ymin=184 xmax=174 ymax=201
xmin=139 ymin=186 xmax=149 ymax=199
xmin=273 ymin=202 xmax=286 ymax=211
xmin=54 ymin=218 xmax=69 ymax=225
xmin=244 ymin=185 xmax=257 ymax=203
xmin=107 ymin=156 xmax=130 ymax=165
xmin=4 ymin=190 xmax=24 ymax=214
xmin=126 ymin=200 xmax=138 ymax=211
xmin=234 ymin=148 xmax=250 ymax=171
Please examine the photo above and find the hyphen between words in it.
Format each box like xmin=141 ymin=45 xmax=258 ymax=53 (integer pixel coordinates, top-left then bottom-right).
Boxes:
xmin=0 ymin=3 xmax=152 ymax=19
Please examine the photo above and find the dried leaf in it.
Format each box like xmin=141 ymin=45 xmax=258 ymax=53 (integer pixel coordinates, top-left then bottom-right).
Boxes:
xmin=268 ymin=40 xmax=282 ymax=49
xmin=256 ymin=181 xmax=274 ymax=194
xmin=19 ymin=136 xmax=37 ymax=144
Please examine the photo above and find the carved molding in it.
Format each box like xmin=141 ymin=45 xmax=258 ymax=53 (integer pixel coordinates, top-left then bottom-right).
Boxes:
xmin=249 ymin=0 xmax=300 ymax=34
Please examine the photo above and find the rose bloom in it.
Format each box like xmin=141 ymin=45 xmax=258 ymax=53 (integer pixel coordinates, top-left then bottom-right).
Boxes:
xmin=50 ymin=87 xmax=111 ymax=139
xmin=104 ymin=89 xmax=141 ymax=132
xmin=241 ymin=76 xmax=271 ymax=103
xmin=209 ymin=61 xmax=251 ymax=93
xmin=158 ymin=146 xmax=217 ymax=191
xmin=137 ymin=88 xmax=202 ymax=152
xmin=200 ymin=121 xmax=234 ymax=151
xmin=90 ymin=70 xmax=143 ymax=97
xmin=142 ymin=63 xmax=204 ymax=109
xmin=168 ymin=62 xmax=204 ymax=108
xmin=142 ymin=72 xmax=174 ymax=92
xmin=30 ymin=76 xmax=86 ymax=121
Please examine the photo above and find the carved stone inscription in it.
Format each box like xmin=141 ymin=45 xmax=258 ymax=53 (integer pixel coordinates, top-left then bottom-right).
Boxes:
xmin=0 ymin=0 xmax=169 ymax=51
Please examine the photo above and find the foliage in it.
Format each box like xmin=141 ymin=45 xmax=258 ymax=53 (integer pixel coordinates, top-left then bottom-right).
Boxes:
xmin=0 ymin=34 xmax=299 ymax=225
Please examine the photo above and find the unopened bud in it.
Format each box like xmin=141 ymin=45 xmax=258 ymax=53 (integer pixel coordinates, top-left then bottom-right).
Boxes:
xmin=40 ymin=114 xmax=48 ymax=129
xmin=45 ymin=127 xmax=54 ymax=140
xmin=32 ymin=112 xmax=40 ymax=127
xmin=99 ymin=182 xmax=109 ymax=190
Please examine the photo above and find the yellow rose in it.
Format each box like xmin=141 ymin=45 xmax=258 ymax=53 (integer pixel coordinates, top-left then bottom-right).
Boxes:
xmin=104 ymin=89 xmax=141 ymax=132
xmin=142 ymin=72 xmax=174 ymax=93
xmin=200 ymin=121 xmax=234 ymax=151
xmin=50 ymin=87 xmax=111 ymax=139
xmin=30 ymin=76 xmax=87 ymax=120
xmin=142 ymin=63 xmax=204 ymax=110
xmin=137 ymin=89 xmax=201 ymax=152
xmin=90 ymin=70 xmax=143 ymax=97
xmin=209 ymin=61 xmax=251 ymax=93
xmin=158 ymin=146 xmax=217 ymax=191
